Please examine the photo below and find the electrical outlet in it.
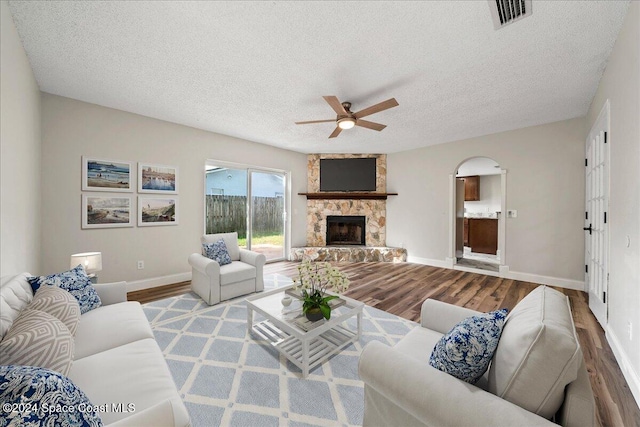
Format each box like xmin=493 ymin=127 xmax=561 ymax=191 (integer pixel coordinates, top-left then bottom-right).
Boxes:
xmin=507 ymin=210 xmax=518 ymax=218
xmin=137 ymin=261 xmax=144 ymax=270
xmin=628 ymin=321 xmax=633 ymax=341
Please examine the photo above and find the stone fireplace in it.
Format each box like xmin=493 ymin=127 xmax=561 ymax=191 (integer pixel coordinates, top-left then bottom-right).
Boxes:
xmin=326 ymin=216 xmax=366 ymax=246
xmin=291 ymin=153 xmax=407 ymax=262
xmin=306 ymin=153 xmax=387 ymax=247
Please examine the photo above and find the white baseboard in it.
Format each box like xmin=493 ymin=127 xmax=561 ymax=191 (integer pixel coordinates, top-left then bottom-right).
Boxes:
xmin=606 ymin=326 xmax=640 ymax=407
xmin=408 ymin=256 xmax=451 ymax=269
xmin=127 ymin=272 xmax=191 ymax=292
xmin=454 ymin=265 xmax=502 ymax=277
xmin=406 ymin=257 xmax=583 ymax=292
xmin=504 ymin=270 xmax=585 ymax=291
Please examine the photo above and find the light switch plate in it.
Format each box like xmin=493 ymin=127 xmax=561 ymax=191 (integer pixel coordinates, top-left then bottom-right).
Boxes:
xmin=507 ymin=210 xmax=518 ymax=218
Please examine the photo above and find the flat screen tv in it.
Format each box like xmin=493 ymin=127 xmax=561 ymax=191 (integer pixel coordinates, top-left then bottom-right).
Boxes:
xmin=320 ymin=158 xmax=376 ymax=192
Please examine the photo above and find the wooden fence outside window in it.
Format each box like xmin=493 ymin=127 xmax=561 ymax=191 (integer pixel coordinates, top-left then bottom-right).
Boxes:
xmin=205 ymin=195 xmax=284 ymax=238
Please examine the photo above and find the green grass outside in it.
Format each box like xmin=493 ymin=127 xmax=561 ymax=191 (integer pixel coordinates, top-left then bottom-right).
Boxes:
xmin=237 ymin=233 xmax=284 ymax=248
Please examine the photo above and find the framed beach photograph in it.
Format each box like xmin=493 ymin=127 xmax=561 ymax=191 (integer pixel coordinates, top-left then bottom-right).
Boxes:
xmin=138 ymin=196 xmax=178 ymax=226
xmin=82 ymin=195 xmax=134 ymax=229
xmin=138 ymin=163 xmax=178 ymax=194
xmin=82 ymin=157 xmax=133 ymax=192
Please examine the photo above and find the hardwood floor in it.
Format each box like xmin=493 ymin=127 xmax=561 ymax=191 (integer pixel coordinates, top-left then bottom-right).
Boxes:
xmin=128 ymin=280 xmax=191 ymax=304
xmin=128 ymin=261 xmax=640 ymax=427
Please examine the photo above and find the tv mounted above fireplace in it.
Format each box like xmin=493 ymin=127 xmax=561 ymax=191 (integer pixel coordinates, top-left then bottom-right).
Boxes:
xmin=319 ymin=158 xmax=376 ymax=192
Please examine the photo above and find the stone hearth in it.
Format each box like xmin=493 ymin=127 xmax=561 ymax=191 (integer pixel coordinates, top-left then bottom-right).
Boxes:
xmin=290 ymin=246 xmax=407 ymax=263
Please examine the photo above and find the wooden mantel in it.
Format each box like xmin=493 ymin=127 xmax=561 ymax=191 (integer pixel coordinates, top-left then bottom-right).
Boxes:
xmin=298 ymin=192 xmax=398 ymax=200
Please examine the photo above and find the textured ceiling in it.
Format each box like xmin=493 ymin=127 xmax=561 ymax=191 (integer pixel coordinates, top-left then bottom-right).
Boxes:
xmin=8 ymin=1 xmax=629 ymax=154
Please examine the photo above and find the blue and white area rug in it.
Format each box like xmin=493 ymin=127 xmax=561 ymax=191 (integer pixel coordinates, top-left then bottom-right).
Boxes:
xmin=142 ymin=274 xmax=417 ymax=427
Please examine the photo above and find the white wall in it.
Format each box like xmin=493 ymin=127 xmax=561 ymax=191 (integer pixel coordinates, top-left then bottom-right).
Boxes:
xmin=387 ymin=117 xmax=586 ymax=283
xmin=587 ymin=1 xmax=640 ymax=403
xmin=40 ymin=94 xmax=308 ymax=285
xmin=465 ymin=174 xmax=501 ymax=215
xmin=0 ymin=1 xmax=41 ymax=278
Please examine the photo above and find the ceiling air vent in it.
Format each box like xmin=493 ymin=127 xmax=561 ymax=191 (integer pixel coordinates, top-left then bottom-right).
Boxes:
xmin=488 ymin=0 xmax=533 ymax=30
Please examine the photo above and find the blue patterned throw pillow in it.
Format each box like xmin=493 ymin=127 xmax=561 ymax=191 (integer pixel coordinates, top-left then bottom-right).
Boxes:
xmin=0 ymin=365 xmax=103 ymax=426
xmin=28 ymin=265 xmax=102 ymax=314
xmin=203 ymin=239 xmax=232 ymax=265
xmin=429 ymin=308 xmax=508 ymax=384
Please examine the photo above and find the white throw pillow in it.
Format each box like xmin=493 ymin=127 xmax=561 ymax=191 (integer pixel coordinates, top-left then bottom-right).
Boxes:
xmin=487 ymin=286 xmax=583 ymax=419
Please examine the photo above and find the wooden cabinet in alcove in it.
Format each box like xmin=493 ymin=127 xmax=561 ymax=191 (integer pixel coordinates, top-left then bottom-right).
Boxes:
xmin=463 ymin=218 xmax=469 ymax=246
xmin=468 ymin=218 xmax=498 ymax=254
xmin=463 ymin=175 xmax=480 ymax=201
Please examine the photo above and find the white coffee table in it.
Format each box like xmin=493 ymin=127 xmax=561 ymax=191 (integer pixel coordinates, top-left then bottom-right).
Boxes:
xmin=246 ymin=284 xmax=363 ymax=378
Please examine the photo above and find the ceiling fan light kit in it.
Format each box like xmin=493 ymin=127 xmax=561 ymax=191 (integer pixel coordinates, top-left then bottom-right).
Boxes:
xmin=296 ymin=96 xmax=399 ymax=138
xmin=337 ymin=117 xmax=356 ymax=130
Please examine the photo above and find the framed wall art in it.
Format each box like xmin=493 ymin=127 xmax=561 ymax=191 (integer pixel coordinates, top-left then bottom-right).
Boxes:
xmin=138 ymin=196 xmax=178 ymax=226
xmin=82 ymin=195 xmax=134 ymax=229
xmin=82 ymin=157 xmax=133 ymax=192
xmin=138 ymin=163 xmax=178 ymax=194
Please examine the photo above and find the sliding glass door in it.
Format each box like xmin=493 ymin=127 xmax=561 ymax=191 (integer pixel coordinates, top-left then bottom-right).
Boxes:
xmin=205 ymin=166 xmax=247 ymax=244
xmin=205 ymin=162 xmax=287 ymax=262
xmin=249 ymin=170 xmax=286 ymax=261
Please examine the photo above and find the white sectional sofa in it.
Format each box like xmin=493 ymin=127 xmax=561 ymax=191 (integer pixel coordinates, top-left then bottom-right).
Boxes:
xmin=359 ymin=285 xmax=595 ymax=427
xmin=0 ymin=272 xmax=190 ymax=427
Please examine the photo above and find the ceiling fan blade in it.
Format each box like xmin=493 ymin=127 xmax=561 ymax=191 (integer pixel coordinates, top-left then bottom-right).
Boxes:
xmin=355 ymin=119 xmax=386 ymax=131
xmin=354 ymin=98 xmax=399 ymax=119
xmin=323 ymin=96 xmax=348 ymax=116
xmin=328 ymin=127 xmax=342 ymax=138
xmin=295 ymin=119 xmax=335 ymax=125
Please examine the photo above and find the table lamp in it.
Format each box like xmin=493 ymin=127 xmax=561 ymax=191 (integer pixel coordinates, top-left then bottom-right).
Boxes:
xmin=70 ymin=252 xmax=102 ymax=283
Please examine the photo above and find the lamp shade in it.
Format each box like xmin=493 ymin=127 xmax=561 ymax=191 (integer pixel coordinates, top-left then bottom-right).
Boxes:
xmin=70 ymin=252 xmax=102 ymax=275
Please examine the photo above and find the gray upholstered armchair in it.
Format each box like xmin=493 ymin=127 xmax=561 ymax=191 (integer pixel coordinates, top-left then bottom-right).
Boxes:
xmin=188 ymin=232 xmax=266 ymax=305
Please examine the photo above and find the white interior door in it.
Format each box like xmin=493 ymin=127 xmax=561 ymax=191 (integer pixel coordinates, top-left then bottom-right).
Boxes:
xmin=585 ymin=101 xmax=609 ymax=328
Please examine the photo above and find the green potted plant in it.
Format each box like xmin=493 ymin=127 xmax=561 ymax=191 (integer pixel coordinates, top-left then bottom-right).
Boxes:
xmin=292 ymin=260 xmax=350 ymax=321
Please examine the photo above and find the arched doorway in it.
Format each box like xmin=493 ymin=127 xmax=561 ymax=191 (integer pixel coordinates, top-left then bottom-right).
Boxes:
xmin=448 ymin=157 xmax=507 ymax=274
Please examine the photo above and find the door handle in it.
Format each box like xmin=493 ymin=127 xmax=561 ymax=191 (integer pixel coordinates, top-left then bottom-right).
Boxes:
xmin=583 ymin=224 xmax=592 ymax=235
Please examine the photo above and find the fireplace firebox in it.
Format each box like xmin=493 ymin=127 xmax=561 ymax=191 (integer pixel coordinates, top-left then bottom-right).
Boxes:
xmin=326 ymin=216 xmax=366 ymax=246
